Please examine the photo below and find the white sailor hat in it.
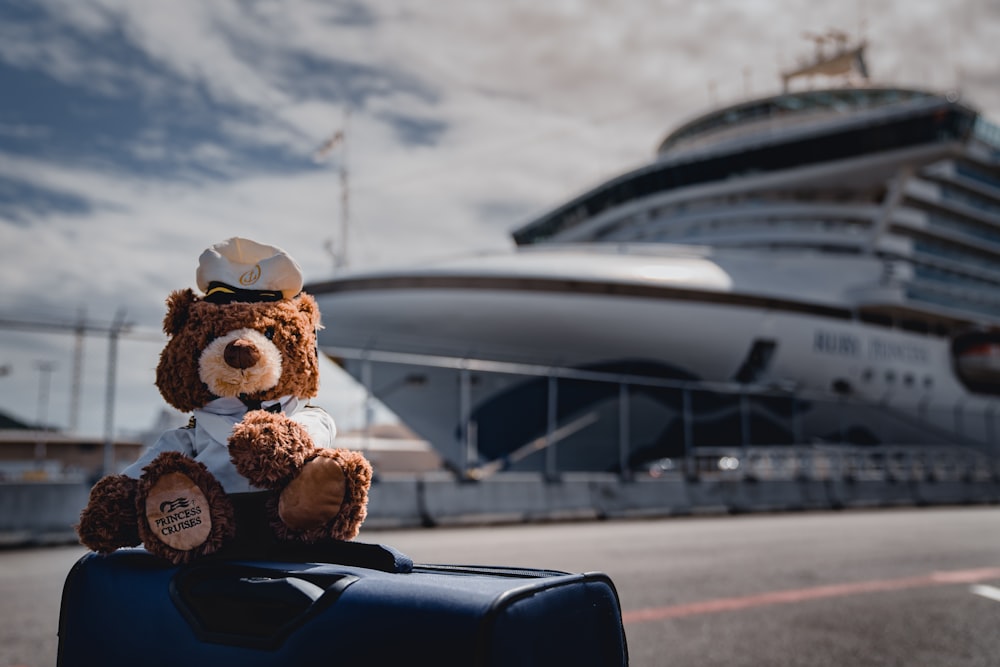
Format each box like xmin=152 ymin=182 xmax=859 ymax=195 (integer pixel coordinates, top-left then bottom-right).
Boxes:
xmin=196 ymin=237 xmax=303 ymax=303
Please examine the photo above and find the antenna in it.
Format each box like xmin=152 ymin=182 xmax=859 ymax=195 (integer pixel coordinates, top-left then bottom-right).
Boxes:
xmin=948 ymin=1 xmax=965 ymax=94
xmin=827 ymin=29 xmax=848 ymax=50
xmin=802 ymin=30 xmax=828 ymax=59
xmin=339 ymin=109 xmax=351 ymax=272
xmin=69 ymin=307 xmax=85 ymax=432
xmin=314 ymin=109 xmax=352 ymax=273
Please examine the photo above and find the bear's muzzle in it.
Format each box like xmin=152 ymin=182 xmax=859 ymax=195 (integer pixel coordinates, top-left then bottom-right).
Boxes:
xmin=224 ymin=339 xmax=261 ymax=370
xmin=199 ymin=328 xmax=282 ymax=397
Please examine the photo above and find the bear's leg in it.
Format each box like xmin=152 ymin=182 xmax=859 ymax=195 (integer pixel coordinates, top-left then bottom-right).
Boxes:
xmin=228 ymin=410 xmax=314 ymax=488
xmin=228 ymin=411 xmax=372 ymax=542
xmin=77 ymin=474 xmax=141 ymax=553
xmin=271 ymin=448 xmax=373 ymax=542
xmin=136 ymin=451 xmax=235 ymax=564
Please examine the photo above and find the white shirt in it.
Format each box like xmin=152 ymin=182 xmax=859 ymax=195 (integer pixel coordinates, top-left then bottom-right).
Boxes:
xmin=123 ymin=396 xmax=337 ymax=493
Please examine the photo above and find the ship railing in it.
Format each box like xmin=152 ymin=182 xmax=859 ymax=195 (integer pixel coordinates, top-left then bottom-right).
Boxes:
xmin=682 ymin=444 xmax=997 ymax=485
xmin=326 ymin=345 xmax=1000 ymax=483
xmin=973 ymin=116 xmax=1000 ymax=154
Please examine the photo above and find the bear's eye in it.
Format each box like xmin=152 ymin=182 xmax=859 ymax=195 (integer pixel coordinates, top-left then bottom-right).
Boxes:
xmin=264 ymin=327 xmax=276 ymax=340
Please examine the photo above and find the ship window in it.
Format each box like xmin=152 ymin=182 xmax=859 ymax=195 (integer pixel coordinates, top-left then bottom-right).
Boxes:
xmin=956 ymin=162 xmax=1000 ymax=192
xmin=903 ymin=374 xmax=915 ymax=386
xmin=859 ymin=312 xmax=893 ymax=326
xmin=522 ymin=97 xmax=969 ymax=245
xmin=937 ymin=183 xmax=1000 ymax=219
xmin=899 ymin=319 xmax=930 ymax=334
xmin=885 ymin=370 xmax=896 ymax=383
xmin=831 ymin=378 xmax=853 ymax=395
xmin=913 ymin=238 xmax=1000 ymax=275
xmin=906 ymin=286 xmax=1000 ymax=319
xmin=922 ymin=210 xmax=1000 ymax=246
xmin=861 ymin=369 xmax=874 ymax=382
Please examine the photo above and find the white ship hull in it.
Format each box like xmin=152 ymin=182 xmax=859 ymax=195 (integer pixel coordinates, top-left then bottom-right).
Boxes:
xmin=312 ymin=246 xmax=995 ymax=473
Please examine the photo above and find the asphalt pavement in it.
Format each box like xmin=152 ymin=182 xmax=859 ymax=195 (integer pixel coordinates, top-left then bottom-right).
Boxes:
xmin=3 ymin=506 xmax=999 ymax=666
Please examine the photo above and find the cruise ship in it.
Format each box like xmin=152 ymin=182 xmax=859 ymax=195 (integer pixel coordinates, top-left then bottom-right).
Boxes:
xmin=308 ymin=39 xmax=1000 ymax=475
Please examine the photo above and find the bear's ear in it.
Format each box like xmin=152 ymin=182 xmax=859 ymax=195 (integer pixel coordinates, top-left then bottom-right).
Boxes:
xmin=163 ymin=289 xmax=198 ymax=336
xmin=297 ymin=293 xmax=322 ymax=330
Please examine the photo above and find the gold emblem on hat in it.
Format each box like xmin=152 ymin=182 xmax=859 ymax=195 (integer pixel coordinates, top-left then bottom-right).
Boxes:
xmin=239 ymin=264 xmax=262 ymax=286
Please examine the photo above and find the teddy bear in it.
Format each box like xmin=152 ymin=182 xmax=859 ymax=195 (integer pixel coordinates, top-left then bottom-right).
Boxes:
xmin=76 ymin=237 xmax=372 ymax=564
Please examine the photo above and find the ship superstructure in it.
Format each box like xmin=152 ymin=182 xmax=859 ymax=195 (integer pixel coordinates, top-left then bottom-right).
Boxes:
xmin=309 ymin=40 xmax=1000 ymax=475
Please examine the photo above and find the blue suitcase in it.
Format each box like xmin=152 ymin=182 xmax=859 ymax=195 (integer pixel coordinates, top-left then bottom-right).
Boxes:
xmin=57 ymin=541 xmax=628 ymax=666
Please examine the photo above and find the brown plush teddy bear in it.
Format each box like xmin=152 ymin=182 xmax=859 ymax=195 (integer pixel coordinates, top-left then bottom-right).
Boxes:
xmin=76 ymin=238 xmax=372 ymax=564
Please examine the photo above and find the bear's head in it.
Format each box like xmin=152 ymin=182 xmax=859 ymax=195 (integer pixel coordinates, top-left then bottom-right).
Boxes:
xmin=154 ymin=237 xmax=323 ymax=413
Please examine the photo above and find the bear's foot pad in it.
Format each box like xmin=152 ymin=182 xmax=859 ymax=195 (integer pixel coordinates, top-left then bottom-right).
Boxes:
xmin=144 ymin=471 xmax=212 ymax=552
xmin=278 ymin=456 xmax=346 ymax=531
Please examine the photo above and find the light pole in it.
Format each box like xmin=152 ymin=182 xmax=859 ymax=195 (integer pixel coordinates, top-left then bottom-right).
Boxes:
xmin=102 ymin=309 xmax=130 ymax=475
xmin=34 ymin=360 xmax=56 ymax=463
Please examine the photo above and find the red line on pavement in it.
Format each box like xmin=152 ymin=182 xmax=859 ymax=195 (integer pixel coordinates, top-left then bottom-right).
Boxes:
xmin=622 ymin=567 xmax=1000 ymax=625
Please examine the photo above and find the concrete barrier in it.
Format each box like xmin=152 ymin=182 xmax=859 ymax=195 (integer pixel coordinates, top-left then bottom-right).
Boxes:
xmin=796 ymin=479 xmax=833 ymax=510
xmin=728 ymin=479 xmax=817 ymax=513
xmin=2 ymin=474 xmax=998 ymax=546
xmin=589 ymin=476 xmax=691 ymax=518
xmin=912 ymin=479 xmax=999 ymax=506
xmin=419 ymin=474 xmax=599 ymax=526
xmin=0 ymin=482 xmax=89 ymax=545
xmin=364 ymin=476 xmax=424 ymax=528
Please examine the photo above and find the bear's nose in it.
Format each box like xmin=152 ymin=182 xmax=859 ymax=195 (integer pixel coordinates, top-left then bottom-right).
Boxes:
xmin=224 ymin=339 xmax=261 ymax=369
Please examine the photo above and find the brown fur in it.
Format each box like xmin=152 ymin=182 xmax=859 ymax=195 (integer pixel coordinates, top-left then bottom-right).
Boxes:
xmin=266 ymin=448 xmax=373 ymax=543
xmin=77 ymin=475 xmax=141 ymax=553
xmin=135 ymin=451 xmax=236 ymax=565
xmin=229 ymin=410 xmax=374 ymax=543
xmin=156 ymin=290 xmax=322 ymax=413
xmin=228 ymin=410 xmax=314 ymax=488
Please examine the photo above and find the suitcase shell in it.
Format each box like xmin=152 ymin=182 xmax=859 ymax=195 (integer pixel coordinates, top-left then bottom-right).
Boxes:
xmin=57 ymin=543 xmax=628 ymax=666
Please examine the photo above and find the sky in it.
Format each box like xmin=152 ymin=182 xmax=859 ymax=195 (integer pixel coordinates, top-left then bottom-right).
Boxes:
xmin=1 ymin=0 xmax=998 ymax=441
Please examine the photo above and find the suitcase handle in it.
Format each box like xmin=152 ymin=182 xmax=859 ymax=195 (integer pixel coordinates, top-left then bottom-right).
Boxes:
xmin=202 ymin=539 xmax=414 ymax=573
xmin=222 ymin=539 xmax=414 ymax=573
xmin=274 ymin=540 xmax=414 ymax=573
xmin=170 ymin=564 xmax=359 ymax=649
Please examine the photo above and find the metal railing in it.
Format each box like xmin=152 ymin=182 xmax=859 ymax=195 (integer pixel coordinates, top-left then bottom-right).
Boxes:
xmin=327 ymin=345 xmax=1000 ymax=483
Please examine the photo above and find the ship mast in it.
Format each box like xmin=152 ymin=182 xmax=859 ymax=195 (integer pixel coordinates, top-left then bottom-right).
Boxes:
xmin=314 ymin=110 xmax=351 ymax=273
xmin=782 ymin=30 xmax=870 ymax=92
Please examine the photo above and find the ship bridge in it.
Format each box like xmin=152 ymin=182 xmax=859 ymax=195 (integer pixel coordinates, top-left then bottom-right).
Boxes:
xmin=657 ymin=88 xmax=941 ymax=158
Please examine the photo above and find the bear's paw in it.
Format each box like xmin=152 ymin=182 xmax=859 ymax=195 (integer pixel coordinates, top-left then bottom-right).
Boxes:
xmin=136 ymin=451 xmax=235 ymax=564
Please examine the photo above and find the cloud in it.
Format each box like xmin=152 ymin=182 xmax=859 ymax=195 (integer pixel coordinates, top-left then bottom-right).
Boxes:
xmin=0 ymin=176 xmax=94 ymax=225
xmin=0 ymin=0 xmax=998 ymax=439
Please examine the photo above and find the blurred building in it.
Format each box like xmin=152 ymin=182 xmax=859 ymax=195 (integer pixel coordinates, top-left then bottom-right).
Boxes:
xmin=0 ymin=410 xmax=142 ymax=482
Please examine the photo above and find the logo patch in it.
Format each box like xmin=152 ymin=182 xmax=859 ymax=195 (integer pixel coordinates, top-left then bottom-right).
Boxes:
xmin=159 ymin=497 xmax=191 ymax=513
xmin=145 ymin=472 xmax=212 ymax=551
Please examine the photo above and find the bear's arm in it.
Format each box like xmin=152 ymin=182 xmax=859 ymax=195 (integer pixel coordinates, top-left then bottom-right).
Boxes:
xmin=291 ymin=405 xmax=337 ymax=449
xmin=121 ymin=427 xmax=197 ymax=479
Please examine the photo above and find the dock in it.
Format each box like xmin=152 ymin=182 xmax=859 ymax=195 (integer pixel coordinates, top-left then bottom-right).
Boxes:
xmin=3 ymin=443 xmax=998 ymax=545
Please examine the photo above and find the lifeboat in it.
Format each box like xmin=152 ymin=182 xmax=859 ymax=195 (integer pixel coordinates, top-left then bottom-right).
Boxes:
xmin=953 ymin=332 xmax=1000 ymax=392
